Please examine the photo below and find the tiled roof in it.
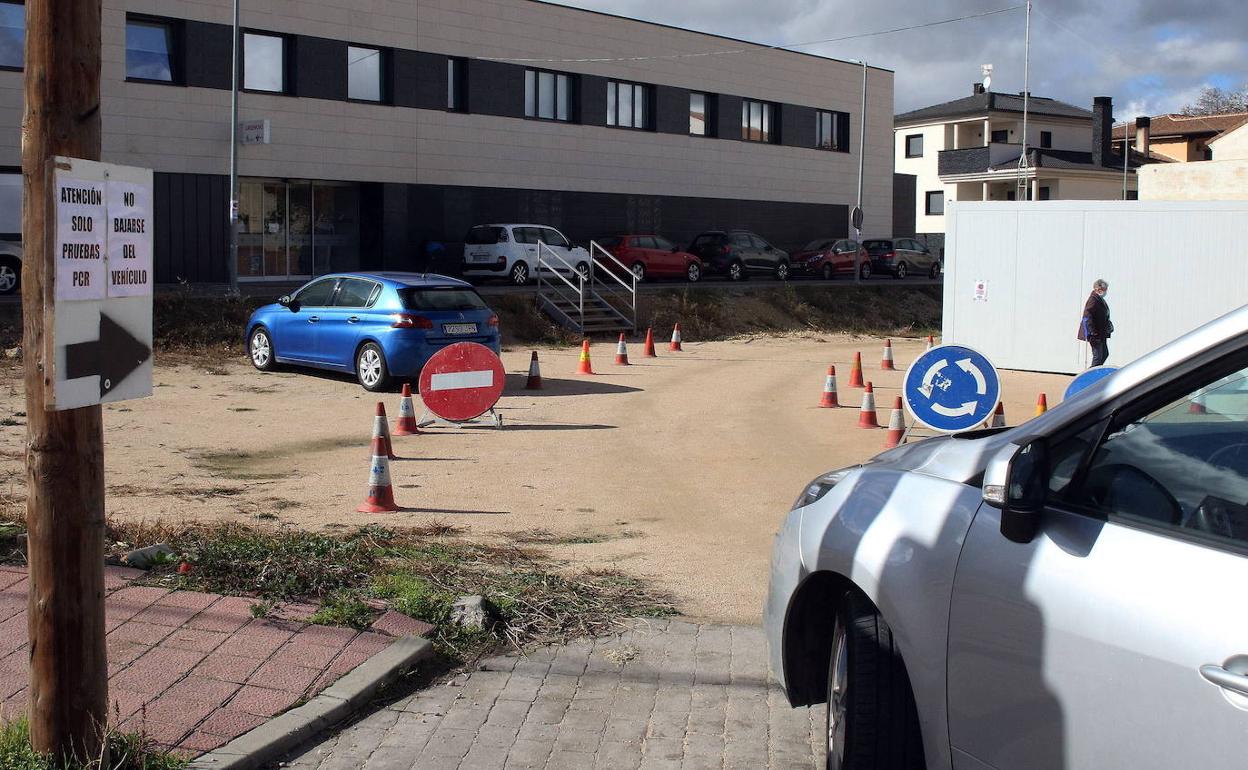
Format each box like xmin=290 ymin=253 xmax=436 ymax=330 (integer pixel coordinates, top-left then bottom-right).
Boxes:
xmin=896 ymin=92 xmax=1093 ymax=124
xmin=1112 ymin=112 xmax=1248 ymax=140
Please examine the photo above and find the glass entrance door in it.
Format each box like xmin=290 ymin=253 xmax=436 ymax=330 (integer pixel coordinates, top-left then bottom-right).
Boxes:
xmin=237 ymin=178 xmax=359 ymax=281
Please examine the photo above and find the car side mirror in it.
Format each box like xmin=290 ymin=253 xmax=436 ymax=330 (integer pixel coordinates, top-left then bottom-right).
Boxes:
xmin=982 ymin=439 xmax=1049 ymax=544
xmin=278 ymin=295 xmax=300 ymax=312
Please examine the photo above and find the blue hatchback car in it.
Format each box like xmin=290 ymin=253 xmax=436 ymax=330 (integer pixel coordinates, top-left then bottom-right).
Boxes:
xmin=245 ymin=272 xmax=502 ymax=392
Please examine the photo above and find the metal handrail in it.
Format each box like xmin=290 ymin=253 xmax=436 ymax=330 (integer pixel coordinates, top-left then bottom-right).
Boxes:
xmin=589 ymin=240 xmax=637 ymax=331
xmin=537 ymin=241 xmax=585 ymax=329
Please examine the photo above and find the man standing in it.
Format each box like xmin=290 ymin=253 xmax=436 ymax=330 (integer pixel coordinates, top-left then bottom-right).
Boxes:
xmin=1078 ymin=279 xmax=1113 ymax=367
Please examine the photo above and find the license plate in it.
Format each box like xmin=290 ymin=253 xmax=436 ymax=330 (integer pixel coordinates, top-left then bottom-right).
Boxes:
xmin=443 ymin=323 xmax=478 ymax=335
xmin=470 ymin=252 xmax=491 ymax=262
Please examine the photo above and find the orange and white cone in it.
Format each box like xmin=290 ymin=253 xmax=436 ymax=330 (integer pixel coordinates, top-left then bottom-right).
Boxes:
xmin=1188 ymin=390 xmax=1207 ymax=414
xmin=1035 ymin=393 xmax=1048 ymax=416
xmin=525 ymin=351 xmax=542 ymax=390
xmin=669 ymin=323 xmax=683 ymax=352
xmin=880 ymin=339 xmax=896 ymax=371
xmin=818 ymin=366 xmax=839 ymax=408
xmin=643 ymin=328 xmax=658 ymax=357
xmin=358 ymin=405 xmax=399 ymax=513
xmin=990 ymin=401 xmax=1006 ymax=428
xmin=374 ymin=402 xmax=398 ymax=460
xmin=926 ymin=335 xmax=935 ymax=351
xmin=858 ymin=382 xmax=879 ymax=428
xmin=614 ymin=333 xmax=630 ymax=365
xmin=884 ymin=396 xmax=905 ymax=448
xmin=848 ymin=352 xmax=865 ymax=388
xmin=576 ymin=339 xmax=594 ymax=375
xmin=393 ymin=383 xmax=420 ymax=436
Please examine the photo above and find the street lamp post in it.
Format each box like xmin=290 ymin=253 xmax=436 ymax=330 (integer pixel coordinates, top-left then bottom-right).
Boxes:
xmin=227 ymin=0 xmax=240 ymax=294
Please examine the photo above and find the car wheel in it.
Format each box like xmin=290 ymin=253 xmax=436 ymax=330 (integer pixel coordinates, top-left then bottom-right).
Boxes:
xmin=356 ymin=342 xmax=392 ymax=392
xmin=821 ymin=263 xmax=834 ymax=281
xmin=895 ymin=262 xmax=908 ymax=280
xmin=511 ymin=262 xmax=530 ymax=286
xmin=929 ymin=261 xmax=942 ymax=279
xmin=728 ymin=261 xmax=745 ymax=281
xmin=776 ymin=261 xmax=790 ymax=281
xmin=249 ymin=327 xmax=277 ymax=372
xmin=631 ymin=262 xmax=646 ymax=282
xmin=826 ymin=591 xmax=925 ymax=770
xmin=859 ymin=262 xmax=871 ymax=280
xmin=686 ymin=262 xmax=702 ymax=283
xmin=0 ymin=257 xmax=18 ymax=296
xmin=575 ymin=262 xmax=590 ymax=282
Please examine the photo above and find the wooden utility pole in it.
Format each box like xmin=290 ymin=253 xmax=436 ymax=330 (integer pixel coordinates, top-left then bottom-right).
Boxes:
xmin=22 ymin=0 xmax=108 ymax=763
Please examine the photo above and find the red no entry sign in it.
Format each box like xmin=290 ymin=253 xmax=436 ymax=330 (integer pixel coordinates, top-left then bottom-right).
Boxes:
xmin=418 ymin=342 xmax=506 ymax=422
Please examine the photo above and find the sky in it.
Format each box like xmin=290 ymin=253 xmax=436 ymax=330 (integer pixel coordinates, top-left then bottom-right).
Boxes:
xmin=548 ymin=0 xmax=1248 ymax=119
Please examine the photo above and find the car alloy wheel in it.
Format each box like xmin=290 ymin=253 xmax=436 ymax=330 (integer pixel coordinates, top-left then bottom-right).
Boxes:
xmin=687 ymin=262 xmax=701 ymax=283
xmin=776 ymin=262 xmax=790 ymax=281
xmin=930 ymin=261 xmax=941 ymax=279
xmin=632 ymin=262 xmax=646 ymax=282
xmin=511 ymin=262 xmax=529 ymax=286
xmin=859 ymin=263 xmax=871 ymax=280
xmin=576 ymin=263 xmax=590 ymax=282
xmin=895 ymin=262 xmax=907 ymax=279
xmin=356 ymin=343 xmax=391 ymax=392
xmin=249 ymin=328 xmax=274 ymax=371
xmin=0 ymin=263 xmax=16 ymax=295
xmin=729 ymin=261 xmax=744 ymax=281
xmin=822 ymin=263 xmax=834 ymax=281
xmin=826 ymin=612 xmax=849 ymax=770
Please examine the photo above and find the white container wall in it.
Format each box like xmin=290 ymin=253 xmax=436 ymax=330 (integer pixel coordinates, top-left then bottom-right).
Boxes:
xmin=942 ymin=200 xmax=1248 ymax=374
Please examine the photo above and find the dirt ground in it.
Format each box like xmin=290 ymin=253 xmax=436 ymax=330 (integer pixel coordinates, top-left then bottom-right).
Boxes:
xmin=0 ymin=335 xmax=1072 ymax=624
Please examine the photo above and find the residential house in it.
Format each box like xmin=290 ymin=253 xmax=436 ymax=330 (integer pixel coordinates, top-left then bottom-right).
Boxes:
xmin=1138 ymin=118 xmax=1248 ymax=200
xmin=1113 ymin=112 xmax=1248 ymax=162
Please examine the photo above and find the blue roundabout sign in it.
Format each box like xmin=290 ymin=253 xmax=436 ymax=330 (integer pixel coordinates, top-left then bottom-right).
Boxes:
xmin=903 ymin=345 xmax=1001 ymax=433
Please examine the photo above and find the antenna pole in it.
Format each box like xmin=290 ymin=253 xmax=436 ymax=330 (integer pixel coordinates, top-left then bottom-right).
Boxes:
xmin=1017 ymin=0 xmax=1031 ymax=198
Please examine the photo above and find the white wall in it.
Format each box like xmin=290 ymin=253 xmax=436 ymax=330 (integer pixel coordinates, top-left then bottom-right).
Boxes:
xmin=1210 ymin=124 xmax=1248 ymax=160
xmin=1138 ymin=161 xmax=1248 ymax=201
xmin=894 ymin=124 xmax=948 ymax=233
xmin=943 ymin=200 xmax=1248 ymax=373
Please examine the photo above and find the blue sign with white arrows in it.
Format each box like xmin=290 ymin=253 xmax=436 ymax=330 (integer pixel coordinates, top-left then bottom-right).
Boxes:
xmin=1064 ymin=365 xmax=1117 ymax=400
xmin=903 ymin=345 xmax=1001 ymax=433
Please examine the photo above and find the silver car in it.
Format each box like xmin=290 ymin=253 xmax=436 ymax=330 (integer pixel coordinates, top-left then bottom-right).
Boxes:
xmin=766 ymin=305 xmax=1248 ymax=770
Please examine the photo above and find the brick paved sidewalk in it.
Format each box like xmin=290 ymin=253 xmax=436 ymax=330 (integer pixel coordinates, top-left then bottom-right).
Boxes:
xmin=0 ymin=564 xmax=418 ymax=758
xmin=283 ymin=619 xmax=822 ymax=770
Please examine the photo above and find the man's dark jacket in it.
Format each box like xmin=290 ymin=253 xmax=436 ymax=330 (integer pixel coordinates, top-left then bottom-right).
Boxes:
xmin=1078 ymin=292 xmax=1112 ymax=341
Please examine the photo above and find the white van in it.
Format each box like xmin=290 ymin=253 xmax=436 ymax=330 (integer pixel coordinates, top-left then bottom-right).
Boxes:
xmin=460 ymin=224 xmax=590 ymax=286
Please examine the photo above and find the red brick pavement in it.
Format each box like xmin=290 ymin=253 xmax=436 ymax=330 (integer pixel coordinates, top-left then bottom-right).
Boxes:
xmin=0 ymin=565 xmax=422 ymax=758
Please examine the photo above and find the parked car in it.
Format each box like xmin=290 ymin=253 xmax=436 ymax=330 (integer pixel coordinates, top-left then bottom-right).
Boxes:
xmin=0 ymin=242 xmax=20 ymax=296
xmin=766 ymin=305 xmax=1248 ymax=769
xmin=790 ymin=238 xmax=869 ymax=280
xmin=460 ymin=224 xmax=590 ymax=286
xmin=688 ymin=230 xmax=790 ymax=281
xmin=595 ymin=235 xmax=702 ymax=283
xmin=862 ymin=237 xmax=941 ymax=279
xmin=245 ymin=272 xmax=501 ymax=392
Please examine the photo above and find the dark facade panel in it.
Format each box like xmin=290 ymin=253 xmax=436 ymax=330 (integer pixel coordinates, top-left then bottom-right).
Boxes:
xmin=717 ymin=95 xmax=743 ymax=141
xmin=579 ymin=75 xmax=608 ymax=127
xmin=654 ymin=85 xmax=689 ymax=135
xmin=293 ymin=36 xmax=348 ymax=101
xmin=892 ymin=173 xmax=916 ymax=237
xmin=413 ymin=51 xmax=448 ymax=110
xmin=391 ymin=49 xmax=421 ymax=108
xmin=467 ymin=59 xmax=525 ymax=118
xmin=780 ymin=104 xmax=816 ymax=148
xmin=153 ymin=173 xmax=229 ymax=284
xmin=938 ymin=146 xmax=989 ymax=175
xmin=183 ymin=20 xmax=232 ymax=90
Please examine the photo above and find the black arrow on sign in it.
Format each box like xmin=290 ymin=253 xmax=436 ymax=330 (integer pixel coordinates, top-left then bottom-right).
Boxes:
xmin=64 ymin=314 xmax=151 ymax=398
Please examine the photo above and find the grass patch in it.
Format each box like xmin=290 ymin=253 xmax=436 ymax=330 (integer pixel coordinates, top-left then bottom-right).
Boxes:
xmin=0 ymin=717 xmax=186 ymax=770
xmin=307 ymin=592 xmax=375 ymax=630
xmin=506 ymin=528 xmax=619 ymax=546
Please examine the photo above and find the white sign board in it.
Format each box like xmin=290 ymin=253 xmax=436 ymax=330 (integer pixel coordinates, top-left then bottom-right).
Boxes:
xmin=50 ymin=157 xmax=154 ymax=411
xmin=239 ymin=119 xmax=271 ymax=145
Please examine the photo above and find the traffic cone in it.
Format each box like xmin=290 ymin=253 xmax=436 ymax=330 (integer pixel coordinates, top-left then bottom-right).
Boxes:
xmin=818 ymin=366 xmax=839 ymax=408
xmin=373 ymin=402 xmax=398 ymax=460
xmin=669 ymin=323 xmax=683 ymax=352
xmin=883 ymin=396 xmax=905 ymax=448
xmin=525 ymin=351 xmax=542 ymax=390
xmin=990 ymin=401 xmax=1006 ymax=428
xmin=358 ymin=405 xmax=399 ymax=513
xmin=1189 ymin=391 xmax=1207 ymax=414
xmin=926 ymin=335 xmax=935 ymax=351
xmin=643 ymin=328 xmax=657 ymax=357
xmin=576 ymin=339 xmax=594 ymax=375
xmin=393 ymin=383 xmax=420 ymax=436
xmin=858 ymin=382 xmax=879 ymax=428
xmin=880 ymin=339 xmax=896 ymax=371
xmin=848 ymin=352 xmax=865 ymax=388
xmin=614 ymin=333 xmax=630 ymax=365
xmin=1035 ymin=393 xmax=1048 ymax=416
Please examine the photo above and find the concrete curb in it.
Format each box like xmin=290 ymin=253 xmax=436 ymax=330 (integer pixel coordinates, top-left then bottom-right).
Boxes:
xmin=190 ymin=635 xmax=434 ymax=770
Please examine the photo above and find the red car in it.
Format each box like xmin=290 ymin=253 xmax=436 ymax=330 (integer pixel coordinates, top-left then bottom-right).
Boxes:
xmin=596 ymin=235 xmax=703 ymax=283
xmin=791 ymin=238 xmax=870 ymax=280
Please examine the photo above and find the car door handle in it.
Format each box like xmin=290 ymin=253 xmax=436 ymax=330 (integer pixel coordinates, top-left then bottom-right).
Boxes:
xmin=307 ymin=315 xmax=319 ymax=323
xmin=347 ymin=316 xmax=360 ymax=324
xmin=1200 ymin=664 xmax=1248 ymax=696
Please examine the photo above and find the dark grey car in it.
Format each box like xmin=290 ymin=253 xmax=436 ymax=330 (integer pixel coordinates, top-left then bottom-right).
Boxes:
xmin=863 ymin=238 xmax=941 ymax=279
xmin=688 ymin=230 xmax=790 ymax=281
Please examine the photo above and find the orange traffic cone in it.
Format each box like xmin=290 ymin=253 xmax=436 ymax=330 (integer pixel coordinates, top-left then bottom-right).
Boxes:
xmin=858 ymin=382 xmax=879 ymax=428
xmin=373 ymin=402 xmax=398 ymax=459
xmin=358 ymin=405 xmax=399 ymax=513
xmin=990 ymin=401 xmax=1006 ymax=428
xmin=1035 ymin=393 xmax=1048 ymax=416
xmin=884 ymin=396 xmax=905 ymax=448
xmin=1188 ymin=391 xmax=1207 ymax=414
xmin=819 ymin=366 xmax=839 ymax=408
xmin=848 ymin=352 xmax=865 ymax=388
xmin=614 ymin=333 xmax=630 ymax=365
xmin=926 ymin=335 xmax=935 ymax=351
xmin=643 ymin=328 xmax=658 ymax=357
xmin=393 ymin=383 xmax=420 ymax=436
xmin=525 ymin=351 xmax=542 ymax=390
xmin=576 ymin=339 xmax=594 ymax=375
xmin=669 ymin=323 xmax=683 ymax=351
xmin=880 ymin=339 xmax=896 ymax=371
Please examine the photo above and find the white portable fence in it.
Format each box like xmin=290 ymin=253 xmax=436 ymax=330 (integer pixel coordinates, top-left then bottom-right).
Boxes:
xmin=943 ymin=200 xmax=1248 ymax=374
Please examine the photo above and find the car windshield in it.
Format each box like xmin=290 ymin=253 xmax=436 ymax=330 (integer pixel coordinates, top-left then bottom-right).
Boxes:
xmin=464 ymin=226 xmax=505 ymax=245
xmin=802 ymin=239 xmax=834 ymax=251
xmin=399 ymin=287 xmax=489 ymax=311
xmin=863 ymin=240 xmax=893 ymax=254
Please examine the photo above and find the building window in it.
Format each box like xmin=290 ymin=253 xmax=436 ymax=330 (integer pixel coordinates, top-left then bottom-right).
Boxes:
xmin=925 ymin=191 xmax=944 ymax=215
xmin=741 ymin=99 xmax=775 ymax=143
xmin=1040 ymin=131 xmax=1052 ymax=149
xmin=243 ymin=32 xmax=287 ymax=93
xmin=816 ymin=110 xmax=849 ymax=151
xmin=0 ymin=1 xmax=23 ymax=70
xmin=607 ymin=81 xmax=650 ymax=129
xmin=346 ymin=45 xmax=383 ymax=102
xmin=447 ymin=58 xmax=466 ymax=111
xmin=905 ymin=133 xmax=923 ymax=158
xmin=690 ymin=92 xmax=711 ymax=136
xmin=991 ymin=128 xmax=1009 ymax=143
xmin=1039 ymin=186 xmax=1051 ymax=201
xmin=525 ymin=69 xmax=571 ymax=121
xmin=125 ymin=18 xmax=178 ymax=83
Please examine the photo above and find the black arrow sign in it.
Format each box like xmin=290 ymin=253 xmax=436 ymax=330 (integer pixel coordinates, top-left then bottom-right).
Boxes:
xmin=64 ymin=313 xmax=151 ymax=398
